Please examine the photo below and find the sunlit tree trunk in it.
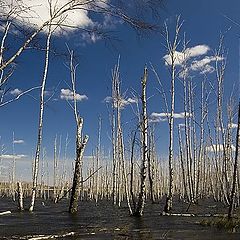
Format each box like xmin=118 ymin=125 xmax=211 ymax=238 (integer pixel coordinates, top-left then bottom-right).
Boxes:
xmin=68 ymin=49 xmax=89 ymax=213
xmin=130 ymin=130 xmax=137 ymax=210
xmin=178 ymin=125 xmax=188 ymax=200
xmin=148 ymin=125 xmax=156 ymax=203
xmin=17 ymin=182 xmax=24 ymax=211
xmin=163 ymin=17 xmax=182 ymax=213
xmin=133 ymin=66 xmax=148 ymax=216
xmin=69 ymin=117 xmax=89 ymax=213
xmin=29 ymin=27 xmax=52 ymax=212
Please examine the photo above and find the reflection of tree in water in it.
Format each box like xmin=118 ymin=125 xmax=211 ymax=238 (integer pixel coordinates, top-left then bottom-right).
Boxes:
xmin=132 ymin=217 xmax=153 ymax=240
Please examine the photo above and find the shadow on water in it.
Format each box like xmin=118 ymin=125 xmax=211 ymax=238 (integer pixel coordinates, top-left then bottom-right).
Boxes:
xmin=1 ymin=197 xmax=240 ymax=239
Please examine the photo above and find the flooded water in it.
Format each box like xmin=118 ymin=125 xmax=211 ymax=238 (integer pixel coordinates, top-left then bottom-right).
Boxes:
xmin=0 ymin=197 xmax=240 ymax=239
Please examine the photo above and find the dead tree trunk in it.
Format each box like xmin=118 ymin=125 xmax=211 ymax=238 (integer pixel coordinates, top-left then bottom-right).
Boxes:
xmin=130 ymin=130 xmax=137 ymax=210
xmin=133 ymin=66 xmax=148 ymax=216
xmin=111 ymin=63 xmax=118 ymax=205
xmin=69 ymin=117 xmax=89 ymax=214
xmin=148 ymin=125 xmax=156 ymax=203
xmin=95 ymin=116 xmax=101 ymax=203
xmin=67 ymin=48 xmax=89 ymax=214
xmin=53 ymin=135 xmax=58 ymax=200
xmin=163 ymin=17 xmax=182 ymax=213
xmin=228 ymin=101 xmax=240 ymax=219
xmin=29 ymin=27 xmax=52 ymax=212
xmin=17 ymin=182 xmax=24 ymax=211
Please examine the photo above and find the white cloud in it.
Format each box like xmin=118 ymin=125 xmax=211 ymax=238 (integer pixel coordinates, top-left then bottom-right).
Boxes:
xmin=163 ymin=44 xmax=210 ymax=66
xmin=163 ymin=50 xmax=185 ymax=66
xmin=206 ymin=144 xmax=236 ymax=153
xmin=163 ymin=44 xmax=224 ymax=76
xmin=10 ymin=88 xmax=22 ymax=96
xmin=190 ymin=56 xmax=224 ymax=74
xmin=121 ymin=97 xmax=138 ymax=106
xmin=104 ymin=96 xmax=112 ymax=103
xmin=1 ymin=0 xmax=110 ymax=33
xmin=0 ymin=0 xmax=108 ymax=35
xmin=104 ymin=96 xmax=137 ymax=109
xmin=150 ymin=112 xmax=192 ymax=122
xmin=44 ymin=90 xmax=52 ymax=96
xmin=60 ymin=88 xmax=88 ymax=101
xmin=1 ymin=154 xmax=27 ymax=159
xmin=187 ymin=45 xmax=210 ymax=58
xmin=13 ymin=139 xmax=24 ymax=144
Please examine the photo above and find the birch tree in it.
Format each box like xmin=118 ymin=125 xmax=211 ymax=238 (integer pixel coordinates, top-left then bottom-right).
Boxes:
xmin=29 ymin=25 xmax=53 ymax=212
xmin=133 ymin=66 xmax=148 ymax=216
xmin=163 ymin=16 xmax=182 ymax=213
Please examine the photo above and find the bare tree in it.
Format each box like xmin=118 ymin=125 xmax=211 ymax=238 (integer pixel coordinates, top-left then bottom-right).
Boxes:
xmin=29 ymin=25 xmax=53 ymax=212
xmin=133 ymin=66 xmax=148 ymax=216
xmin=68 ymin=49 xmax=89 ymax=214
xmin=228 ymin=101 xmax=240 ymax=219
xmin=163 ymin=16 xmax=182 ymax=213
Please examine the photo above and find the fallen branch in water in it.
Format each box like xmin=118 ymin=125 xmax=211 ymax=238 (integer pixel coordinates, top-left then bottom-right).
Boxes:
xmin=161 ymin=212 xmax=231 ymax=217
xmin=0 ymin=210 xmax=11 ymax=216
xmin=28 ymin=231 xmax=75 ymax=240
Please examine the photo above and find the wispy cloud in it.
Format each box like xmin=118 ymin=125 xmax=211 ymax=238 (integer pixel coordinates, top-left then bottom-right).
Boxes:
xmin=104 ymin=96 xmax=138 ymax=109
xmin=122 ymin=97 xmax=138 ymax=105
xmin=190 ymin=56 xmax=224 ymax=74
xmin=80 ymin=32 xmax=102 ymax=44
xmin=60 ymin=89 xmax=88 ymax=101
xmin=44 ymin=90 xmax=53 ymax=97
xmin=150 ymin=112 xmax=192 ymax=122
xmin=13 ymin=139 xmax=24 ymax=144
xmin=1 ymin=154 xmax=27 ymax=160
xmin=10 ymin=88 xmax=22 ymax=96
xmin=104 ymin=96 xmax=112 ymax=103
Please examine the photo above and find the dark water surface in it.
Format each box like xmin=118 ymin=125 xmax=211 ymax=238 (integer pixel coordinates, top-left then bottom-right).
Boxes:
xmin=0 ymin=197 xmax=240 ymax=239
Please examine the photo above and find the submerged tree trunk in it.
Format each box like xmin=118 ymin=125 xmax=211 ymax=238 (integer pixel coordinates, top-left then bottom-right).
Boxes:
xmin=163 ymin=16 xmax=182 ymax=213
xmin=17 ymin=182 xmax=24 ymax=211
xmin=133 ymin=66 xmax=148 ymax=216
xmin=29 ymin=28 xmax=52 ymax=212
xmin=69 ymin=117 xmax=89 ymax=214
xmin=130 ymin=130 xmax=137 ymax=210
xmin=228 ymin=101 xmax=240 ymax=219
xmin=148 ymin=126 xmax=156 ymax=203
xmin=67 ymin=47 xmax=89 ymax=213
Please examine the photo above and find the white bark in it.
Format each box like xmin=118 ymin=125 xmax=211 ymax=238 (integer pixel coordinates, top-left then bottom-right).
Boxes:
xmin=134 ymin=66 xmax=148 ymax=216
xmin=29 ymin=27 xmax=52 ymax=212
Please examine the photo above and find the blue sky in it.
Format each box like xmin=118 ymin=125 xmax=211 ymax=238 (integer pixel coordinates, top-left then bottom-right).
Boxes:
xmin=0 ymin=0 xmax=240 ymax=182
